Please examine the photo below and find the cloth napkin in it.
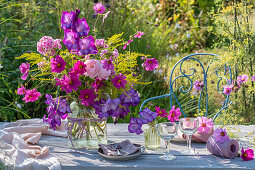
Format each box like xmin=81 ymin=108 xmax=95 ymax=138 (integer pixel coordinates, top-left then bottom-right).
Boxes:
xmin=0 ymin=119 xmax=67 ymax=170
xmin=99 ymin=140 xmax=140 ymax=156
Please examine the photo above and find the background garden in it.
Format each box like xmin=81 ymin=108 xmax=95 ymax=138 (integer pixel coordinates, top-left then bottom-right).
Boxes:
xmin=0 ymin=0 xmax=254 ymax=125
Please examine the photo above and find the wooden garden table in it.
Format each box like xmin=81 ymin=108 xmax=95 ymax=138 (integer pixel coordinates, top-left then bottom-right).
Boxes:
xmin=39 ymin=123 xmax=255 ymax=170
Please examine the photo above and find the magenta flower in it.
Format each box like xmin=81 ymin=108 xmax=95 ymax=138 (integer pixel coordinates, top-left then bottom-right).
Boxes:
xmin=197 ymin=116 xmax=214 ymax=133
xmin=75 ymin=18 xmax=90 ymax=37
xmin=142 ymin=58 xmax=158 ymax=71
xmin=111 ymin=73 xmax=127 ymax=89
xmin=60 ymin=10 xmax=76 ymax=30
xmin=167 ymin=105 xmax=181 ymax=122
xmin=79 ymin=89 xmax=96 ymax=106
xmin=37 ymin=36 xmax=62 ymax=57
xmin=59 ymin=73 xmax=81 ymax=93
xmin=155 ymin=106 xmax=168 ymax=117
xmin=101 ymin=58 xmax=114 ymax=71
xmin=73 ymin=60 xmax=86 ymax=75
xmin=93 ymin=3 xmax=105 ymax=14
xmin=63 ymin=29 xmax=79 ymax=52
xmin=123 ymin=39 xmax=133 ymax=50
xmin=50 ymin=55 xmax=66 ymax=73
xmin=241 ymin=148 xmax=254 ymax=161
xmin=251 ymin=75 xmax=255 ymax=82
xmin=213 ymin=128 xmax=230 ymax=143
xmin=237 ymin=74 xmax=249 ymax=84
xmin=222 ymin=84 xmax=234 ymax=95
xmin=19 ymin=62 xmax=30 ymax=80
xmin=78 ymin=36 xmax=98 ymax=56
xmin=193 ymin=80 xmax=204 ymax=91
xmin=22 ymin=89 xmax=41 ymax=103
xmin=134 ymin=31 xmax=145 ymax=38
xmin=17 ymin=86 xmax=27 ymax=95
xmin=91 ymin=78 xmax=105 ymax=92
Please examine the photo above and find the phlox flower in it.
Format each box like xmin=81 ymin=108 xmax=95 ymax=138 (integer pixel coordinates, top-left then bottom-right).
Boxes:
xmin=22 ymin=89 xmax=41 ymax=103
xmin=197 ymin=116 xmax=214 ymax=133
xmin=111 ymin=73 xmax=127 ymax=89
xmin=17 ymin=85 xmax=27 ymax=95
xmin=50 ymin=55 xmax=66 ymax=73
xmin=37 ymin=36 xmax=62 ymax=57
xmin=213 ymin=128 xmax=230 ymax=143
xmin=167 ymin=105 xmax=181 ymax=122
xmin=142 ymin=58 xmax=158 ymax=71
xmin=93 ymin=3 xmax=105 ymax=14
xmin=237 ymin=74 xmax=249 ymax=84
xmin=155 ymin=106 xmax=168 ymax=118
xmin=95 ymin=39 xmax=108 ymax=48
xmin=19 ymin=62 xmax=30 ymax=80
xmin=79 ymin=89 xmax=96 ymax=106
xmin=241 ymin=148 xmax=254 ymax=161
xmin=134 ymin=31 xmax=145 ymax=38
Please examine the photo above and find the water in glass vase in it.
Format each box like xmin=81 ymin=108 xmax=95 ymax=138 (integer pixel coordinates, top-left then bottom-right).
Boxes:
xmin=144 ymin=124 xmax=160 ymax=150
xmin=66 ymin=101 xmax=107 ymax=149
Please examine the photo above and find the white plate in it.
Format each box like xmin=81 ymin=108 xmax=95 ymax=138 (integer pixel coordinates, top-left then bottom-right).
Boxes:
xmin=98 ymin=144 xmax=145 ymax=161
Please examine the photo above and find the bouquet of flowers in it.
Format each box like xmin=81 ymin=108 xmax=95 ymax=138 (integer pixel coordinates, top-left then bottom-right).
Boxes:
xmin=16 ymin=3 xmax=158 ymax=147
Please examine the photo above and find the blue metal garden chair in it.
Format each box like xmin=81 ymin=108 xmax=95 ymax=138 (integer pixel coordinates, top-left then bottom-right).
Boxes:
xmin=139 ymin=53 xmax=232 ymax=121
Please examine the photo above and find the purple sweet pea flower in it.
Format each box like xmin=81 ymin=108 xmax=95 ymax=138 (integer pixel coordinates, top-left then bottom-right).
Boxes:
xmin=63 ymin=29 xmax=79 ymax=52
xmin=213 ymin=128 xmax=230 ymax=143
xmin=120 ymin=88 xmax=140 ymax=106
xmin=142 ymin=58 xmax=158 ymax=71
xmin=19 ymin=62 xmax=30 ymax=80
xmin=139 ymin=108 xmax=157 ymax=124
xmin=111 ymin=73 xmax=127 ymax=89
xmin=128 ymin=118 xmax=143 ymax=135
xmin=60 ymin=11 xmax=76 ymax=30
xmin=101 ymin=58 xmax=114 ymax=71
xmin=50 ymin=55 xmax=66 ymax=73
xmin=75 ymin=18 xmax=90 ymax=37
xmin=237 ymin=74 xmax=249 ymax=84
xmin=78 ymin=36 xmax=98 ymax=56
xmin=102 ymin=98 xmax=120 ymax=113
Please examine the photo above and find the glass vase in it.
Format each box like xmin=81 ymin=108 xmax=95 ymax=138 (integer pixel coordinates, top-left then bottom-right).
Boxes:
xmin=66 ymin=101 xmax=107 ymax=149
xmin=144 ymin=124 xmax=160 ymax=150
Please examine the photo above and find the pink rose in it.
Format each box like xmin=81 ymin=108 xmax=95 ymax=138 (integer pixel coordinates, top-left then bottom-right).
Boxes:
xmin=98 ymin=64 xmax=111 ymax=80
xmin=85 ymin=59 xmax=100 ymax=78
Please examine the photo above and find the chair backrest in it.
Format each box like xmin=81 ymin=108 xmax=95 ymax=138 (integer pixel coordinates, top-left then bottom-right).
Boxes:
xmin=139 ymin=53 xmax=232 ymax=122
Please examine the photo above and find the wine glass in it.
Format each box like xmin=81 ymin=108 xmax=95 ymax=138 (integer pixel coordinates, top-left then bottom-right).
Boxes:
xmin=156 ymin=122 xmax=177 ymax=160
xmin=179 ymin=117 xmax=199 ymax=155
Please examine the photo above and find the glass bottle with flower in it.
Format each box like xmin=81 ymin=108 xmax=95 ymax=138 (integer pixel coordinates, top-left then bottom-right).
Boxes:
xmin=128 ymin=105 xmax=182 ymax=150
xmin=15 ymin=3 xmax=158 ymax=149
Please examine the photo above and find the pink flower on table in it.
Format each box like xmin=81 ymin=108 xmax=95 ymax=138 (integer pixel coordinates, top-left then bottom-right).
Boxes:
xmin=111 ymin=73 xmax=127 ymax=89
xmin=84 ymin=59 xmax=100 ymax=78
xmin=134 ymin=31 xmax=145 ymax=38
xmin=103 ymin=11 xmax=110 ymax=23
xmin=50 ymin=55 xmax=66 ymax=73
xmin=91 ymin=78 xmax=105 ymax=92
xmin=193 ymin=80 xmax=204 ymax=91
xmin=93 ymin=3 xmax=105 ymax=14
xmin=251 ymin=75 xmax=255 ymax=82
xmin=58 ymin=73 xmax=81 ymax=93
xmin=213 ymin=128 xmax=230 ymax=143
xmin=123 ymin=39 xmax=133 ymax=50
xmin=22 ymin=89 xmax=41 ymax=103
xmin=223 ymin=84 xmax=234 ymax=95
xmin=155 ymin=106 xmax=168 ymax=117
xmin=79 ymin=89 xmax=96 ymax=106
xmin=142 ymin=58 xmax=158 ymax=71
xmin=19 ymin=62 xmax=30 ymax=80
xmin=241 ymin=148 xmax=254 ymax=161
xmin=197 ymin=116 xmax=214 ymax=133
xmin=73 ymin=60 xmax=86 ymax=75
xmin=167 ymin=105 xmax=181 ymax=122
xmin=237 ymin=74 xmax=249 ymax=84
xmin=98 ymin=64 xmax=111 ymax=80
xmin=17 ymin=86 xmax=27 ymax=95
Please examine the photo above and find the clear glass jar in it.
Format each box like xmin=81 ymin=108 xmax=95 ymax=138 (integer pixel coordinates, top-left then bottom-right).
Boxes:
xmin=144 ymin=124 xmax=160 ymax=150
xmin=66 ymin=101 xmax=107 ymax=149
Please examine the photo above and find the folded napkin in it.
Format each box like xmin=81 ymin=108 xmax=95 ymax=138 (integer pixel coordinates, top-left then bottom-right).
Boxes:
xmin=206 ymin=136 xmax=239 ymax=159
xmin=99 ymin=140 xmax=140 ymax=156
xmin=0 ymin=119 xmax=67 ymax=170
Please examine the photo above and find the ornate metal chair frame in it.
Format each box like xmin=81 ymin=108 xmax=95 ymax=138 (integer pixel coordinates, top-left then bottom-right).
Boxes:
xmin=139 ymin=53 xmax=232 ymax=121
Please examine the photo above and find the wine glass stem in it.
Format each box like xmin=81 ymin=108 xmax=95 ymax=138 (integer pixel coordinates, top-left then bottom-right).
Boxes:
xmin=166 ymin=140 xmax=171 ymax=155
xmin=187 ymin=135 xmax=192 ymax=150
